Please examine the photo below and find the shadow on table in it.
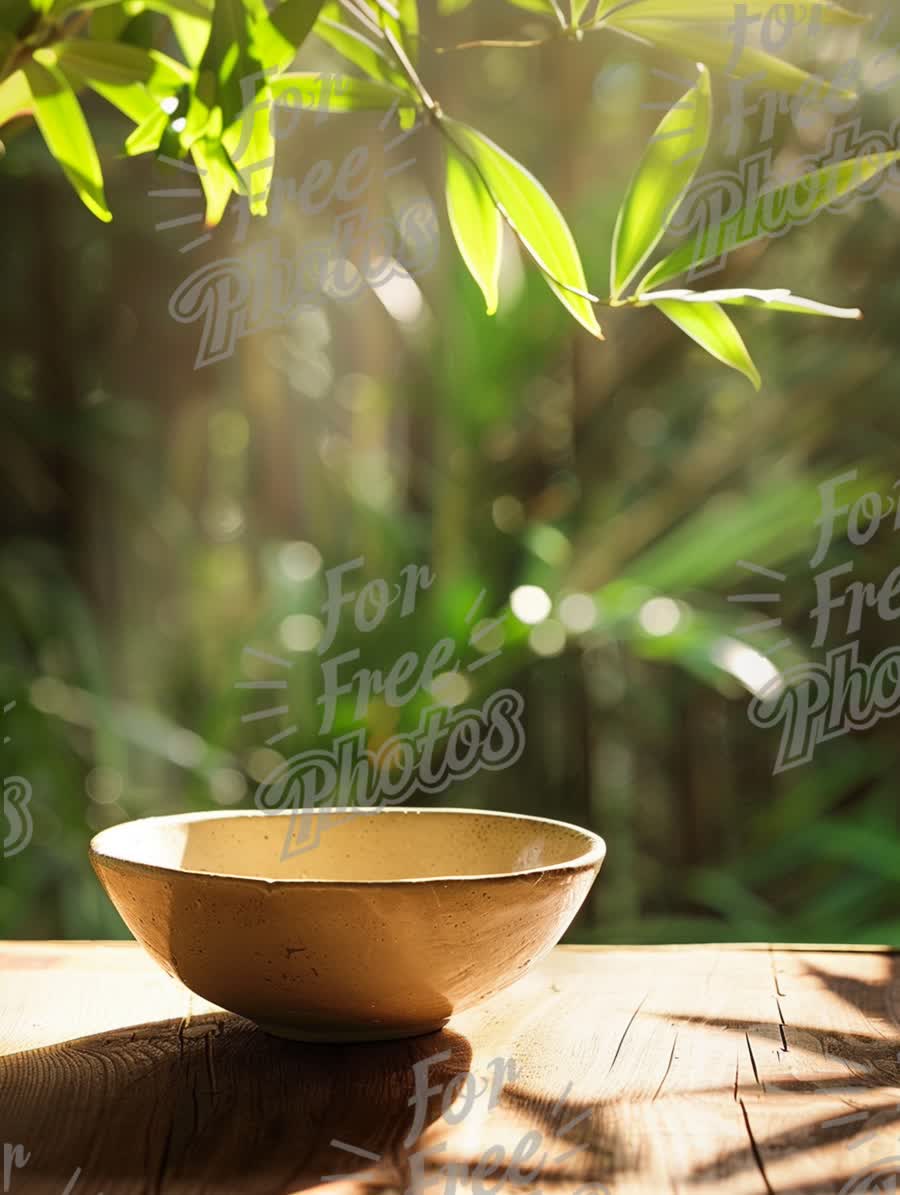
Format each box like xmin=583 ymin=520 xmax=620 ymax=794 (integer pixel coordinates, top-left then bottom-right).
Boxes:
xmin=6 ymin=955 xmax=898 ymax=1193
xmin=0 ymin=1011 xmax=472 ymax=1193
xmin=672 ymin=962 xmax=900 ymax=1195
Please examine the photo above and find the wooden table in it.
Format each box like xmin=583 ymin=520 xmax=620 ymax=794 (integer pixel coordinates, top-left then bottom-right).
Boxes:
xmin=2 ymin=942 xmax=899 ymax=1194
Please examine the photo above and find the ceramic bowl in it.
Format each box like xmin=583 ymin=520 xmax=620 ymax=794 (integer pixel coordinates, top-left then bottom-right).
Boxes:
xmin=89 ymin=807 xmax=605 ymax=1042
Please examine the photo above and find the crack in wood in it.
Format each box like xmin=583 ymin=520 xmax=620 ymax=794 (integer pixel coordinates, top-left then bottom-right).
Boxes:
xmin=739 ymin=1098 xmax=775 ymax=1195
xmin=653 ymin=1032 xmax=678 ymax=1102
xmin=203 ymin=1030 xmax=218 ymax=1096
xmin=775 ymin=998 xmax=788 ymax=1053
xmin=745 ymin=1032 xmax=763 ymax=1090
xmin=606 ymin=992 xmax=649 ymax=1075
xmin=768 ymin=947 xmax=786 ymax=999
xmin=4 ymin=944 xmax=897 ymax=1193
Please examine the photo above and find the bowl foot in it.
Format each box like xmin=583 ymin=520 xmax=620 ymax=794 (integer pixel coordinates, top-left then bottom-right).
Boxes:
xmin=255 ymin=1019 xmax=449 ymax=1043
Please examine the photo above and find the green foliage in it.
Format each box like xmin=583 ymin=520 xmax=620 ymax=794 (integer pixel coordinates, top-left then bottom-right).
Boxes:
xmin=634 ymin=288 xmax=863 ymax=320
xmin=2 ymin=0 xmax=900 ymax=948
xmin=0 ymin=0 xmax=888 ymax=385
xmin=639 ymin=149 xmax=900 ymax=292
xmin=592 ymin=0 xmax=865 ymax=101
xmin=650 ymin=297 xmax=761 ymax=390
xmin=610 ymin=66 xmax=711 ymax=300
xmin=440 ymin=116 xmax=603 ymax=338
xmin=22 ymin=58 xmax=110 ymax=220
xmin=444 ymin=138 xmax=502 ymax=316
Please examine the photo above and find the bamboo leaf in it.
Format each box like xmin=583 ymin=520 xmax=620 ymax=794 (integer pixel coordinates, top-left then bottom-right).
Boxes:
xmin=181 ymin=66 xmax=216 ymax=145
xmin=639 ymin=149 xmax=900 ymax=291
xmin=651 ymin=297 xmax=760 ymax=388
xmin=0 ymin=69 xmax=31 ymax=128
xmin=123 ymin=105 xmax=168 ymax=154
xmin=170 ymin=9 xmax=212 ymax=66
xmin=601 ymin=12 xmax=855 ymax=104
xmin=71 ymin=73 xmax=164 ymax=124
xmin=39 ymin=40 xmax=191 ymax=90
xmin=611 ymin=64 xmax=710 ymax=298
xmin=595 ymin=0 xmax=866 ymax=26
xmin=253 ymin=0 xmax=328 ymax=70
xmin=636 ymin=287 xmax=863 ymax=320
xmin=87 ymin=2 xmax=132 ymax=41
xmin=313 ymin=5 xmax=410 ymax=90
xmin=445 ymin=139 xmax=502 ymax=315
xmin=378 ymin=0 xmax=419 ymax=62
xmin=221 ymin=81 xmax=274 ymax=215
xmin=54 ymin=0 xmax=212 ymax=16
xmin=146 ymin=0 xmax=212 ymax=17
xmin=191 ymin=136 xmax=242 ymax=226
xmin=197 ymin=0 xmax=265 ymax=130
xmin=397 ymin=0 xmax=419 ymax=53
xmin=23 ymin=60 xmax=111 ymax=222
xmin=441 ymin=117 xmax=603 ymax=338
xmin=52 ymin=42 xmax=181 ymax=126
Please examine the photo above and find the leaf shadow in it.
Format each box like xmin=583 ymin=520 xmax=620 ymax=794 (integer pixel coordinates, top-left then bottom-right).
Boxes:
xmin=0 ymin=1011 xmax=473 ymax=1193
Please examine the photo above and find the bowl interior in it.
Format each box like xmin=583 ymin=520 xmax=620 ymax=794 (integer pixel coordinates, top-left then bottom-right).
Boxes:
xmin=91 ymin=808 xmax=604 ymax=883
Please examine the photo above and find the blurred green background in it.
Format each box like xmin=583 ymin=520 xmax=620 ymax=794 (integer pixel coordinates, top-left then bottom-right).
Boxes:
xmin=1 ymin=0 xmax=899 ymax=944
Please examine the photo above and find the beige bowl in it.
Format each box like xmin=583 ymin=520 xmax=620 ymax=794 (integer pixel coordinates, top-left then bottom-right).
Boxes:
xmin=89 ymin=807 xmax=605 ymax=1042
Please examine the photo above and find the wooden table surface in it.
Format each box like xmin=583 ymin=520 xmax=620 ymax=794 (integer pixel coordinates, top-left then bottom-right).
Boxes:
xmin=2 ymin=942 xmax=899 ymax=1195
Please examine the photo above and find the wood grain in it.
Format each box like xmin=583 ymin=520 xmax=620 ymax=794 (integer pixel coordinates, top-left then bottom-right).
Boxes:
xmin=0 ymin=943 xmax=898 ymax=1194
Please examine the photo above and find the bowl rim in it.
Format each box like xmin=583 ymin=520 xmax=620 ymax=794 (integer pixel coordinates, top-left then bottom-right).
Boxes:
xmin=89 ymin=806 xmax=607 ymax=887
